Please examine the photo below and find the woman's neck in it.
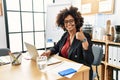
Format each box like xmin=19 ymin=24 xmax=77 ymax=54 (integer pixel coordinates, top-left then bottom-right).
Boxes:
xmin=68 ymin=29 xmax=76 ymax=37
xmin=68 ymin=29 xmax=76 ymax=44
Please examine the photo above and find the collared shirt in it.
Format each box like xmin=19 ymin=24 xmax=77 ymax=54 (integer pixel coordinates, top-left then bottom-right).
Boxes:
xmin=61 ymin=35 xmax=70 ymax=58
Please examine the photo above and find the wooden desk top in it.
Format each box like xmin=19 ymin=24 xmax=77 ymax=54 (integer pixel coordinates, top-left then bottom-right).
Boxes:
xmin=0 ymin=55 xmax=90 ymax=80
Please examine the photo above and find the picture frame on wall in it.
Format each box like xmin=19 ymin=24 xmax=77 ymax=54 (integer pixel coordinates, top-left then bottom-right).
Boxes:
xmin=0 ymin=0 xmax=2 ymax=16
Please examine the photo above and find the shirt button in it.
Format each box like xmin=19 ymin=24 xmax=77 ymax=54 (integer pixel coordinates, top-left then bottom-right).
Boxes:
xmin=75 ymin=55 xmax=77 ymax=58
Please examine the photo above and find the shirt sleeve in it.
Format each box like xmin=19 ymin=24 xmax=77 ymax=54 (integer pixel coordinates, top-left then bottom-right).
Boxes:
xmin=82 ymin=33 xmax=94 ymax=65
xmin=49 ymin=32 xmax=67 ymax=54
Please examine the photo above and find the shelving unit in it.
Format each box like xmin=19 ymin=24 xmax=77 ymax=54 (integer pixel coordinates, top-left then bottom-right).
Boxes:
xmin=92 ymin=39 xmax=120 ymax=80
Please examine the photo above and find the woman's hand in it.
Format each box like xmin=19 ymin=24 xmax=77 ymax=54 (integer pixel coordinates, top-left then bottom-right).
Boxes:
xmin=41 ymin=50 xmax=51 ymax=57
xmin=76 ymin=27 xmax=86 ymax=41
xmin=76 ymin=27 xmax=89 ymax=50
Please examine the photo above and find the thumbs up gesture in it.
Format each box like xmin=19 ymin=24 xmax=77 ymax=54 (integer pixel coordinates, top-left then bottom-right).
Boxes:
xmin=76 ymin=27 xmax=89 ymax=50
xmin=76 ymin=27 xmax=86 ymax=41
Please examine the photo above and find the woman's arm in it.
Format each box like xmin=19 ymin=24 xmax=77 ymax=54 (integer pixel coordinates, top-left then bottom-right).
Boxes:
xmin=82 ymin=33 xmax=94 ymax=65
xmin=76 ymin=28 xmax=89 ymax=50
xmin=41 ymin=32 xmax=67 ymax=57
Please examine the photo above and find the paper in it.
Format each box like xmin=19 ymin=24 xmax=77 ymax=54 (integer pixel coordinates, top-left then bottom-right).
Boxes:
xmin=81 ymin=3 xmax=91 ymax=14
xmin=47 ymin=61 xmax=83 ymax=78
xmin=0 ymin=56 xmax=10 ymax=66
xmin=47 ymin=57 xmax=62 ymax=66
xmin=99 ymin=0 xmax=112 ymax=12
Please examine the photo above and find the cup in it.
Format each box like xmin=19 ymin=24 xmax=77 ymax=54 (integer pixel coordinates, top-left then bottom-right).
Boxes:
xmin=36 ymin=56 xmax=47 ymax=72
xmin=10 ymin=52 xmax=22 ymax=65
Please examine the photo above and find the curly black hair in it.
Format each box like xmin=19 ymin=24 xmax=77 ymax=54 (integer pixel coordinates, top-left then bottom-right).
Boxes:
xmin=56 ymin=6 xmax=84 ymax=31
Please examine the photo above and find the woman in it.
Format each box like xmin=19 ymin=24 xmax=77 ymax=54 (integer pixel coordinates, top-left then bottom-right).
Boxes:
xmin=42 ymin=6 xmax=94 ymax=80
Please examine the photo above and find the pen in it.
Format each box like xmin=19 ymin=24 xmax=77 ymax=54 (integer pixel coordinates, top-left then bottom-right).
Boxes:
xmin=2 ymin=62 xmax=10 ymax=65
xmin=47 ymin=61 xmax=62 ymax=66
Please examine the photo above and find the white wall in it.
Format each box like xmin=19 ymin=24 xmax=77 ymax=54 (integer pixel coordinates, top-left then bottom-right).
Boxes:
xmin=0 ymin=16 xmax=7 ymax=48
xmin=55 ymin=0 xmax=81 ymax=9
xmin=0 ymin=0 xmax=7 ymax=48
xmin=109 ymin=0 xmax=120 ymax=25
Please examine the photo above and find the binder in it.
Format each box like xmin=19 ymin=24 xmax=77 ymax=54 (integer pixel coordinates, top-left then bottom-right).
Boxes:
xmin=113 ymin=69 xmax=119 ymax=80
xmin=118 ymin=70 xmax=120 ymax=80
xmin=113 ymin=69 xmax=116 ymax=80
xmin=112 ymin=46 xmax=118 ymax=66
xmin=117 ymin=47 xmax=120 ymax=66
xmin=108 ymin=46 xmax=113 ymax=64
xmin=102 ymin=45 xmax=105 ymax=54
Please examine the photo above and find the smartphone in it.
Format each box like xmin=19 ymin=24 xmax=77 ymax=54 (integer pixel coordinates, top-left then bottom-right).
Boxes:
xmin=58 ymin=68 xmax=77 ymax=76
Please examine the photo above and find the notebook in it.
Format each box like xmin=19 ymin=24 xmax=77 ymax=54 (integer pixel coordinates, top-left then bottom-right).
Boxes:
xmin=24 ymin=42 xmax=62 ymax=65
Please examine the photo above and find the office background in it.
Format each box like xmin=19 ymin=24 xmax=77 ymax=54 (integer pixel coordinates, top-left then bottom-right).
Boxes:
xmin=0 ymin=0 xmax=120 ymax=52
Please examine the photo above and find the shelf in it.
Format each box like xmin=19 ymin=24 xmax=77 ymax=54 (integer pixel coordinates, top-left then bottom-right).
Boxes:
xmin=92 ymin=39 xmax=106 ymax=43
xmin=92 ymin=39 xmax=120 ymax=46
xmin=101 ymin=61 xmax=106 ymax=65
xmin=107 ymin=63 xmax=120 ymax=69
xmin=108 ymin=42 xmax=120 ymax=46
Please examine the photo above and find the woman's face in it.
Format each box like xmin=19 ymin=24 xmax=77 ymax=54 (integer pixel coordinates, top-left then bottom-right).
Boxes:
xmin=64 ymin=15 xmax=76 ymax=32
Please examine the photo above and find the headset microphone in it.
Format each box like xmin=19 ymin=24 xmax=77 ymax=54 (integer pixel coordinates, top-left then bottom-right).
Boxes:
xmin=71 ymin=24 xmax=75 ymax=27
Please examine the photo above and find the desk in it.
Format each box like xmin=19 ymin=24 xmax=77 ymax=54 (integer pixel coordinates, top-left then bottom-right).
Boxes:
xmin=0 ymin=55 xmax=90 ymax=80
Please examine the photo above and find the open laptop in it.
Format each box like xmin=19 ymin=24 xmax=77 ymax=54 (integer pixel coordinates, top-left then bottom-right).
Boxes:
xmin=24 ymin=42 xmax=62 ymax=65
xmin=24 ymin=42 xmax=39 ymax=61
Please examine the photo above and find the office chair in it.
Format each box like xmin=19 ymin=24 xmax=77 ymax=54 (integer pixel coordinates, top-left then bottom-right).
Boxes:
xmin=92 ymin=46 xmax=103 ymax=80
xmin=0 ymin=48 xmax=11 ymax=56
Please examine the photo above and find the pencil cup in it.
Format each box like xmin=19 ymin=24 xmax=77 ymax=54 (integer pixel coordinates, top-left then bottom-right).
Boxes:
xmin=10 ymin=52 xmax=22 ymax=65
xmin=36 ymin=56 xmax=47 ymax=72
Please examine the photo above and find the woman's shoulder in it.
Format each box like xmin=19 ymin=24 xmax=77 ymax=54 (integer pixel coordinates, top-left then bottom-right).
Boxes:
xmin=59 ymin=31 xmax=68 ymax=40
xmin=62 ymin=31 xmax=68 ymax=37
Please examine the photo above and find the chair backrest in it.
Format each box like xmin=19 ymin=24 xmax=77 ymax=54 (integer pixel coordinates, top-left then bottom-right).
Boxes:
xmin=92 ymin=46 xmax=103 ymax=66
xmin=0 ymin=48 xmax=11 ymax=56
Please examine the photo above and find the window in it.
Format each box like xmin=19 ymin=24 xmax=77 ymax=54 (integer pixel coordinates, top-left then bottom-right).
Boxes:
xmin=3 ymin=0 xmax=54 ymax=52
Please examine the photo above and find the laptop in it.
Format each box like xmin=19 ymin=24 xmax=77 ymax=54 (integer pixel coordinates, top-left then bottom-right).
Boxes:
xmin=24 ymin=42 xmax=39 ymax=61
xmin=24 ymin=42 xmax=62 ymax=65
